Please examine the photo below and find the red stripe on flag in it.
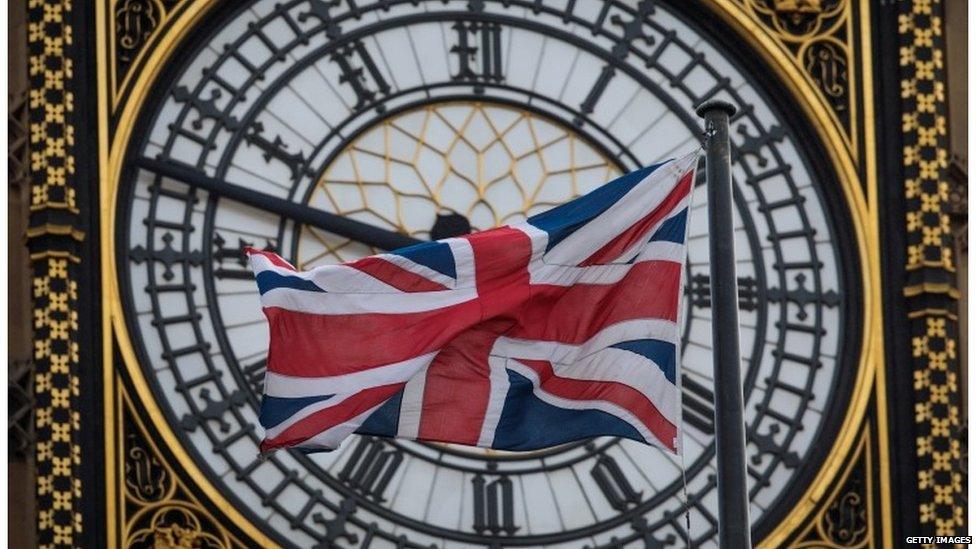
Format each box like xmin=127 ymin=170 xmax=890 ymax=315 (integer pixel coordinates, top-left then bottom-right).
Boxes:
xmin=246 ymin=247 xmax=296 ymax=271
xmin=261 ymin=260 xmax=680 ymax=377
xmin=417 ymin=319 xmax=513 ymax=445
xmin=517 ymin=359 xmax=677 ymax=450
xmin=349 ymin=256 xmax=449 ymax=292
xmin=579 ymin=170 xmax=693 ymax=266
xmin=514 ymin=260 xmax=682 ymax=343
xmin=263 ymin=300 xmax=482 ymax=377
xmin=260 ymin=382 xmax=405 ymax=452
xmin=466 ymin=226 xmax=533 ymax=301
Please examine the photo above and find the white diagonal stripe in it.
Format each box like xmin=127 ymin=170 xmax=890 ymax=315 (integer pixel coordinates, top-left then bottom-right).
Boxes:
xmin=264 ymin=352 xmax=438 ymax=398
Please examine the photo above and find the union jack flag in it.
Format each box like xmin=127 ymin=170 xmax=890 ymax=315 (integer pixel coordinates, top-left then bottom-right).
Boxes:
xmin=248 ymin=150 xmax=699 ymax=455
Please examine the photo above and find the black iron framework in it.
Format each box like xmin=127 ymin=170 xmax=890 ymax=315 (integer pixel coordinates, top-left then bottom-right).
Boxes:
xmin=114 ymin=1 xmax=863 ymax=546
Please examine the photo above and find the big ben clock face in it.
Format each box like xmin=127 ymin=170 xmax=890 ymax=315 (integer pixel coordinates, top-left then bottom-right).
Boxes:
xmin=116 ymin=1 xmax=861 ymax=547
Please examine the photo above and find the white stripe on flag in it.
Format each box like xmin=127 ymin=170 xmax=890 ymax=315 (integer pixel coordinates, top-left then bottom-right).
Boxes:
xmin=490 ymin=318 xmax=679 ymax=364
xmin=527 ymin=240 xmax=686 ymax=286
xmin=264 ymin=392 xmax=355 ymax=439
xmin=477 ymin=355 xmax=511 ymax=447
xmin=553 ymin=347 xmax=680 ymax=425
xmin=250 ymin=254 xmax=402 ymax=294
xmin=378 ymin=253 xmax=457 ymax=289
xmin=263 ymin=352 xmax=438 ymax=398
xmin=446 ymin=237 xmax=477 ymax=289
xmin=297 ymin=401 xmax=386 ymax=451
xmin=396 ymin=360 xmax=432 ymax=439
xmin=259 ymin=285 xmax=478 ymax=315
xmin=541 ymin=151 xmax=698 ymax=266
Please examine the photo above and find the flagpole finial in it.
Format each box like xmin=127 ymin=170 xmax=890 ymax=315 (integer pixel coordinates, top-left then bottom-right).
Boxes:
xmin=695 ymin=100 xmax=737 ymax=118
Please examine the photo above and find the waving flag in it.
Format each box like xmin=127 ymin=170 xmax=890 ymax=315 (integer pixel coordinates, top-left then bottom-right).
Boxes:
xmin=248 ymin=149 xmax=699 ymax=455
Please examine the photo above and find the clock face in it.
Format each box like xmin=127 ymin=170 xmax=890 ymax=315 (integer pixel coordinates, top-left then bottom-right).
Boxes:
xmin=117 ymin=1 xmax=860 ymax=547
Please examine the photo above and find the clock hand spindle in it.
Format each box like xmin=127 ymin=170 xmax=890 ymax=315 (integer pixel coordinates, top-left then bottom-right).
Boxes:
xmin=135 ymin=156 xmax=422 ymax=251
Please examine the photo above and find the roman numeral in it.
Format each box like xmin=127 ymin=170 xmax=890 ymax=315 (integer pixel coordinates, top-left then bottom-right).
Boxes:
xmin=337 ymin=437 xmax=403 ymax=503
xmin=686 ymin=273 xmax=760 ymax=311
xmin=681 ymin=374 xmax=715 ymax=436
xmin=331 ymin=41 xmax=391 ymax=112
xmin=591 ymin=454 xmax=642 ymax=511
xmin=244 ymin=122 xmax=314 ymax=183
xmin=472 ymin=474 xmax=519 ymax=535
xmin=450 ymin=21 xmax=504 ymax=93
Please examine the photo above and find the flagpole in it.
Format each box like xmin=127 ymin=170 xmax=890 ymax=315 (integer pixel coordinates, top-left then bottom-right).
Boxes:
xmin=695 ymin=100 xmax=752 ymax=548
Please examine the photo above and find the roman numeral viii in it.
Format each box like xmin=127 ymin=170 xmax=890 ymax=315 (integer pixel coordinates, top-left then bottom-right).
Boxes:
xmin=337 ymin=437 xmax=403 ymax=503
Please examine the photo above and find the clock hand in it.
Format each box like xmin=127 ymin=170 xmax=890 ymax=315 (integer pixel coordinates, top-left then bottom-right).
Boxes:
xmin=136 ymin=156 xmax=422 ymax=251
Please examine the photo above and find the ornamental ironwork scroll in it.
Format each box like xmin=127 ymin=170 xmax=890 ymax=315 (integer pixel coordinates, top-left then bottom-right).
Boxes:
xmin=121 ymin=393 xmax=238 ymax=548
xmin=111 ymin=0 xmax=187 ymax=107
xmin=790 ymin=427 xmax=872 ymax=549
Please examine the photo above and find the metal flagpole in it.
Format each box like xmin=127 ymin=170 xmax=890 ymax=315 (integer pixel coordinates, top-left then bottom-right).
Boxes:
xmin=695 ymin=100 xmax=752 ymax=548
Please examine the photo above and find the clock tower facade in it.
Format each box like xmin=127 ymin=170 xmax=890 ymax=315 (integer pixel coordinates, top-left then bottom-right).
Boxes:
xmin=7 ymin=0 xmax=967 ymax=547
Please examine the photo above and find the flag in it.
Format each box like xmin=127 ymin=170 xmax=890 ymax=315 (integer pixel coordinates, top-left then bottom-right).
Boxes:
xmin=248 ymin=149 xmax=699 ymax=455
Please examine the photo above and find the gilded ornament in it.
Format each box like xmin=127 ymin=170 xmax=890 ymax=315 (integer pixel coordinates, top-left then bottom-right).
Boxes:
xmin=127 ymin=504 xmax=228 ymax=548
xmin=743 ymin=0 xmax=854 ymax=140
xmin=898 ymin=0 xmax=964 ymax=536
xmin=791 ymin=429 xmax=872 ymax=548
xmin=120 ymin=396 xmax=239 ymax=548
xmin=116 ymin=0 xmax=163 ymax=62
